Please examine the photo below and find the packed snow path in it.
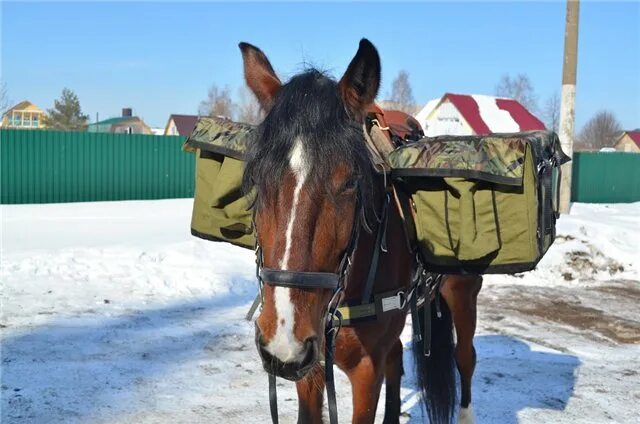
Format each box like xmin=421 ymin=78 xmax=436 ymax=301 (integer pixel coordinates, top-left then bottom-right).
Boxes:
xmin=2 ymin=200 xmax=639 ymax=423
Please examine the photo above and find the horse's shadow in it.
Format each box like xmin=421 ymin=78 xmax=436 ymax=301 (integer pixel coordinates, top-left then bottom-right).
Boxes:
xmin=401 ymin=334 xmax=581 ymax=423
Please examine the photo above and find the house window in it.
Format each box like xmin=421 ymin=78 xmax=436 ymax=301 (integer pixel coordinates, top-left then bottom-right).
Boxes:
xmin=11 ymin=113 xmax=22 ymax=127
xmin=23 ymin=114 xmax=31 ymax=127
xmin=32 ymin=115 xmax=39 ymax=127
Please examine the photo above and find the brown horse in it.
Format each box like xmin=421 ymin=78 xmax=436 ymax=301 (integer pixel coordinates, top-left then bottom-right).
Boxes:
xmin=239 ymin=38 xmax=483 ymax=424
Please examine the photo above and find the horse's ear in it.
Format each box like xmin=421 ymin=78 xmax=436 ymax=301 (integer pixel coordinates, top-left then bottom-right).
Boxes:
xmin=239 ymin=42 xmax=282 ymax=112
xmin=338 ymin=39 xmax=381 ymax=120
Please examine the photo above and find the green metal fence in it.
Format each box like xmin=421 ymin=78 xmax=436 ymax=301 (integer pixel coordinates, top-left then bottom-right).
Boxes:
xmin=2 ymin=130 xmax=639 ymax=204
xmin=571 ymin=152 xmax=640 ymax=203
xmin=1 ymin=129 xmax=194 ymax=204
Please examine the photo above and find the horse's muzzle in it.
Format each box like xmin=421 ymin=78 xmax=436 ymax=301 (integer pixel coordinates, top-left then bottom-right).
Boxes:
xmin=255 ymin=327 xmax=319 ymax=381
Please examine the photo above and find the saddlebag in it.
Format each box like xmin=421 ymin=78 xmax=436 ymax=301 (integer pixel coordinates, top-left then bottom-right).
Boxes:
xmin=183 ymin=117 xmax=255 ymax=249
xmin=389 ymin=131 xmax=570 ymax=274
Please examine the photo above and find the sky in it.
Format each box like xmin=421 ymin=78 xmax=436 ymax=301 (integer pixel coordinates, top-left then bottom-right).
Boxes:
xmin=2 ymin=1 xmax=639 ymax=130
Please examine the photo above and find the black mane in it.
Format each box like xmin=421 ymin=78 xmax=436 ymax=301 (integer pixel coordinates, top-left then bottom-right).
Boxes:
xmin=243 ymin=69 xmax=375 ymax=217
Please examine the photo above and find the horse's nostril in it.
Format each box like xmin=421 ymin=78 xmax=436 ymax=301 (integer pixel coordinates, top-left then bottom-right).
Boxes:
xmin=254 ymin=323 xmax=267 ymax=347
xmin=299 ymin=336 xmax=318 ymax=368
xmin=303 ymin=336 xmax=318 ymax=349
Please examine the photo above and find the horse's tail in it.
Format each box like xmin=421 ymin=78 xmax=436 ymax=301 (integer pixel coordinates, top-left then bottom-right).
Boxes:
xmin=411 ymin=297 xmax=457 ymax=424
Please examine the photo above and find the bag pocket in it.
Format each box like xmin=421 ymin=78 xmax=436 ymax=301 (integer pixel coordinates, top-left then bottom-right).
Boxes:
xmin=444 ymin=178 xmax=501 ymax=261
xmin=411 ymin=177 xmax=501 ymax=266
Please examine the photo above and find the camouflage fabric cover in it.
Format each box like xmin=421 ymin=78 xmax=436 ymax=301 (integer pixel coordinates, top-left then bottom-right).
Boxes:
xmin=389 ymin=131 xmax=569 ymax=186
xmin=393 ymin=130 xmax=570 ymax=274
xmin=183 ymin=116 xmax=253 ymax=159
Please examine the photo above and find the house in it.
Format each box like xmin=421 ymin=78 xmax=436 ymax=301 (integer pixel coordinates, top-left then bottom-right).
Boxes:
xmin=414 ymin=93 xmax=545 ymax=136
xmin=613 ymin=130 xmax=640 ymax=152
xmin=1 ymin=100 xmax=47 ymax=129
xmin=87 ymin=108 xmax=152 ymax=134
xmin=164 ymin=114 xmax=199 ymax=136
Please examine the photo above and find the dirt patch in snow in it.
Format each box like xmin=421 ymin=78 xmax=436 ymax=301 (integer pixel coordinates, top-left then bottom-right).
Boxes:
xmin=486 ymin=282 xmax=640 ymax=344
xmin=562 ymin=246 xmax=626 ymax=281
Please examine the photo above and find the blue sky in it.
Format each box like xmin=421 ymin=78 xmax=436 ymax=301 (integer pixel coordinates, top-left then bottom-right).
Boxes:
xmin=2 ymin=1 xmax=639 ymax=129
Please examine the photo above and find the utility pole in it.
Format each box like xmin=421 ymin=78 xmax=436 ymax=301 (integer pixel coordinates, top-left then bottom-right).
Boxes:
xmin=558 ymin=0 xmax=580 ymax=214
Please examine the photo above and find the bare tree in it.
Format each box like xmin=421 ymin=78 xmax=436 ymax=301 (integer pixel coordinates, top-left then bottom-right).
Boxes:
xmin=237 ymin=87 xmax=263 ymax=124
xmin=542 ymin=92 xmax=560 ymax=132
xmin=495 ymin=74 xmax=539 ymax=113
xmin=0 ymin=82 xmax=10 ymax=116
xmin=199 ymin=85 xmax=235 ymax=119
xmin=389 ymin=70 xmax=417 ymax=114
xmin=577 ymin=110 xmax=622 ymax=150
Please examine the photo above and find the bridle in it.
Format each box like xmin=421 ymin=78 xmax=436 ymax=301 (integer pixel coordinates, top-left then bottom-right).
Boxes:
xmin=253 ymin=189 xmax=383 ymax=424
xmin=249 ymin=114 xmax=403 ymax=424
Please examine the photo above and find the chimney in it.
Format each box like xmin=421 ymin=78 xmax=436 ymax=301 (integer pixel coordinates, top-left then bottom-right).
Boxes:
xmin=122 ymin=108 xmax=133 ymax=117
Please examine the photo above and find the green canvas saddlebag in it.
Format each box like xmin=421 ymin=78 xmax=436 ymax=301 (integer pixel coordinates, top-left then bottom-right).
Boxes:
xmin=183 ymin=117 xmax=255 ymax=249
xmin=389 ymin=131 xmax=570 ymax=274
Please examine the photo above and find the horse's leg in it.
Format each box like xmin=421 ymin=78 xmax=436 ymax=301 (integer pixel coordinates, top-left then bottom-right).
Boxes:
xmin=295 ymin=365 xmax=325 ymax=424
xmin=382 ymin=339 xmax=404 ymax=424
xmin=441 ymin=274 xmax=482 ymax=424
xmin=347 ymin=355 xmax=385 ymax=424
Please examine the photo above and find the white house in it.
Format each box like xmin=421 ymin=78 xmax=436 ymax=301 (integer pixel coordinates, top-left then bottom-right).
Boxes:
xmin=415 ymin=93 xmax=546 ymax=136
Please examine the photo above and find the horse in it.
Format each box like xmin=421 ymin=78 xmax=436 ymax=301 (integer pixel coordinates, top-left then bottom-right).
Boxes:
xmin=238 ymin=38 xmax=483 ymax=424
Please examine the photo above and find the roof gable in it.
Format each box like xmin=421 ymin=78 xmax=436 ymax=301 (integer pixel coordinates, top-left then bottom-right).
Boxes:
xmin=166 ymin=114 xmax=199 ymax=136
xmin=4 ymin=100 xmax=45 ymax=115
xmin=445 ymin=93 xmax=491 ymax=134
xmin=417 ymin=93 xmax=546 ymax=136
xmin=625 ymin=131 xmax=640 ymax=148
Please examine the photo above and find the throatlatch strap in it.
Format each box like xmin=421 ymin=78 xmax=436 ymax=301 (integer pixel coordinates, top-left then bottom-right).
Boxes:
xmin=268 ymin=373 xmax=279 ymax=424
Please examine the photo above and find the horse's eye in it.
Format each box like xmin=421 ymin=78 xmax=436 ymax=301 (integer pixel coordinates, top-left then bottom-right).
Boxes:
xmin=341 ymin=177 xmax=358 ymax=193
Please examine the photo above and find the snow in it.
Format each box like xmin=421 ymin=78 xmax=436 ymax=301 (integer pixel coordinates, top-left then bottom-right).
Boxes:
xmin=2 ymin=199 xmax=639 ymax=423
xmin=471 ymin=95 xmax=520 ymax=133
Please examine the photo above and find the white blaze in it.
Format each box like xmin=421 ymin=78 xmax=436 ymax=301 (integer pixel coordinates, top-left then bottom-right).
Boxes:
xmin=265 ymin=139 xmax=308 ymax=363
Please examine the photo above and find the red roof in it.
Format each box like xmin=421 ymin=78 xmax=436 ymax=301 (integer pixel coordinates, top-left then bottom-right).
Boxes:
xmin=168 ymin=114 xmax=199 ymax=136
xmin=443 ymin=93 xmax=545 ymax=135
xmin=626 ymin=131 xmax=640 ymax=148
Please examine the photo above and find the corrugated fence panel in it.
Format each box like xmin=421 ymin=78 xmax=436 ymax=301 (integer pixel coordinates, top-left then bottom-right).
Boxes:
xmin=3 ymin=131 xmax=640 ymax=205
xmin=1 ymin=129 xmax=194 ymax=204
xmin=571 ymin=152 xmax=640 ymax=203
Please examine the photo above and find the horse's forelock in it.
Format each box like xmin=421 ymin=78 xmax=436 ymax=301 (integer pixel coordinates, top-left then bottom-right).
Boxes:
xmin=243 ymin=68 xmax=375 ymax=216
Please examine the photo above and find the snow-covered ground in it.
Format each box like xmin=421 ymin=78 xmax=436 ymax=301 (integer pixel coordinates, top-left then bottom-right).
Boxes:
xmin=1 ymin=199 xmax=639 ymax=423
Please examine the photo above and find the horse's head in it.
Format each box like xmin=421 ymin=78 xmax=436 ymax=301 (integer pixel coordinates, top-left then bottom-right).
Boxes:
xmin=240 ymin=39 xmax=381 ymax=380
